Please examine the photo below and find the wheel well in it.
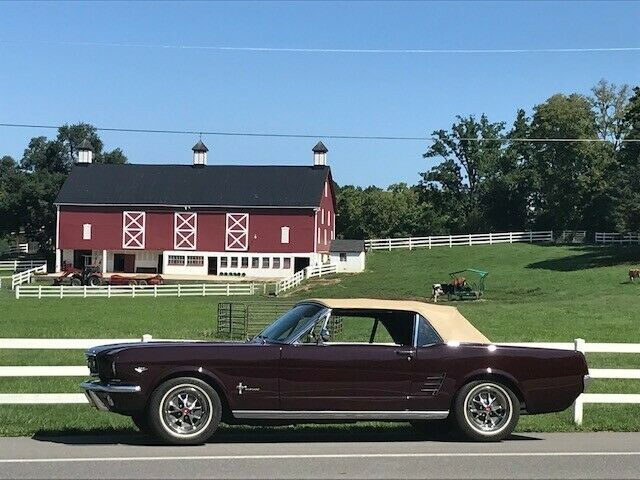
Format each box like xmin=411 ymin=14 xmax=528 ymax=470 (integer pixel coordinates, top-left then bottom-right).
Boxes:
xmin=152 ymin=371 xmax=233 ymax=423
xmin=456 ymin=374 xmax=525 ymax=406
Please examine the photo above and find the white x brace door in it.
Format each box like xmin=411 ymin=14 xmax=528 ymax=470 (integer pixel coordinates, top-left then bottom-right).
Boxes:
xmin=174 ymin=212 xmax=197 ymax=250
xmin=225 ymin=213 xmax=249 ymax=251
xmin=122 ymin=211 xmax=145 ymax=249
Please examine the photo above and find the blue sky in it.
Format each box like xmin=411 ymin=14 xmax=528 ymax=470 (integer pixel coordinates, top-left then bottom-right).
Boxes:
xmin=0 ymin=1 xmax=638 ymax=187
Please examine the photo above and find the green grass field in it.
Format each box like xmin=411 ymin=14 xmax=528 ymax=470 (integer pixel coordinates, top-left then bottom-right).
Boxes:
xmin=1 ymin=243 xmax=639 ymax=436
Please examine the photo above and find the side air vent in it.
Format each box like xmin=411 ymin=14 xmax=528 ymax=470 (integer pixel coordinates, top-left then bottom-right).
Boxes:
xmin=420 ymin=375 xmax=445 ymax=395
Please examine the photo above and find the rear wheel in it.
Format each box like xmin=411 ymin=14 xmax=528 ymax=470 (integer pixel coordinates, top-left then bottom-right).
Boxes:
xmin=70 ymin=277 xmax=82 ymax=287
xmin=88 ymin=275 xmax=102 ymax=287
xmin=137 ymin=279 xmax=148 ymax=286
xmin=453 ymin=380 xmax=519 ymax=442
xmin=147 ymin=377 xmax=222 ymax=445
xmin=128 ymin=279 xmax=138 ymax=286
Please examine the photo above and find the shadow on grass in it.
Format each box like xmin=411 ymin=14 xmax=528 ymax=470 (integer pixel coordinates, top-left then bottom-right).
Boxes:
xmin=526 ymin=245 xmax=640 ymax=272
xmin=32 ymin=423 xmax=541 ymax=446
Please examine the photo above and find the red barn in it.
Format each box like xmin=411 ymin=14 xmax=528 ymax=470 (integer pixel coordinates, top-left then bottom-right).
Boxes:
xmin=54 ymin=141 xmax=336 ymax=278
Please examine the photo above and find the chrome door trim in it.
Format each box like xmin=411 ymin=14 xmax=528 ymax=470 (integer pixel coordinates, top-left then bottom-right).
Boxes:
xmin=232 ymin=410 xmax=449 ymax=420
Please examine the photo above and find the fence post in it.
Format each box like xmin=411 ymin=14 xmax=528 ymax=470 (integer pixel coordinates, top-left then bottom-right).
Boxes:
xmin=108 ymin=284 xmax=111 ymax=298
xmin=60 ymin=285 xmax=64 ymax=299
xmin=469 ymin=234 xmax=472 ymax=246
xmin=388 ymin=238 xmax=391 ymax=251
xmin=154 ymin=285 xmax=157 ymax=297
xmin=409 ymin=237 xmax=413 ymax=251
xmin=226 ymin=284 xmax=230 ymax=296
xmin=449 ymin=236 xmax=452 ymax=248
xmin=509 ymin=232 xmax=513 ymax=243
xmin=550 ymin=230 xmax=554 ymax=242
xmin=573 ymin=395 xmax=584 ymax=425
xmin=529 ymin=231 xmax=533 ymax=242
xmin=142 ymin=334 xmax=152 ymax=342
xmin=177 ymin=284 xmax=181 ymax=297
xmin=132 ymin=285 xmax=136 ymax=298
xmin=428 ymin=236 xmax=432 ymax=250
xmin=13 ymin=260 xmax=17 ymax=272
xmin=489 ymin=232 xmax=493 ymax=245
xmin=202 ymin=284 xmax=206 ymax=297
xmin=38 ymin=285 xmax=42 ymax=299
xmin=83 ymin=286 xmax=87 ymax=298
xmin=574 ymin=338 xmax=586 ymax=353
xmin=15 ymin=286 xmax=20 ymax=300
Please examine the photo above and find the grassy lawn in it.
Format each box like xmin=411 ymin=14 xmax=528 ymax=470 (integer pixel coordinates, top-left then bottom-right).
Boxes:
xmin=0 ymin=243 xmax=639 ymax=436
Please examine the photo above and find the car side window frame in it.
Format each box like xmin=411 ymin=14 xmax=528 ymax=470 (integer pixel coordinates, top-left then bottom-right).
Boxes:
xmin=289 ymin=308 xmax=332 ymax=345
xmin=414 ymin=313 xmax=444 ymax=348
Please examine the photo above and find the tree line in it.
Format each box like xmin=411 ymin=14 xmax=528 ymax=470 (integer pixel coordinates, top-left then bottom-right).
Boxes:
xmin=337 ymin=80 xmax=640 ymax=239
xmin=1 ymin=79 xmax=639 ymax=254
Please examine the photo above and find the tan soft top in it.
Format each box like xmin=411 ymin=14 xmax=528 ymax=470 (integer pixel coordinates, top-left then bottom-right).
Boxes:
xmin=302 ymin=298 xmax=489 ymax=344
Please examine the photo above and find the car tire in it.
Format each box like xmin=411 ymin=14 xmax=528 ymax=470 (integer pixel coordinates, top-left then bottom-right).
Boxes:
xmin=147 ymin=377 xmax=222 ymax=445
xmin=452 ymin=380 xmax=519 ymax=442
xmin=131 ymin=413 xmax=150 ymax=434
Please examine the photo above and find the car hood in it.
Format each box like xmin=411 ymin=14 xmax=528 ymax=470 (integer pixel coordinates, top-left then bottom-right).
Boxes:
xmin=86 ymin=340 xmax=245 ymax=356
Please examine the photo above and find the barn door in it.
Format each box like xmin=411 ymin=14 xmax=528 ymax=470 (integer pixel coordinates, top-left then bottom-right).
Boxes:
xmin=122 ymin=211 xmax=145 ymax=249
xmin=225 ymin=213 xmax=249 ymax=251
xmin=174 ymin=212 xmax=197 ymax=250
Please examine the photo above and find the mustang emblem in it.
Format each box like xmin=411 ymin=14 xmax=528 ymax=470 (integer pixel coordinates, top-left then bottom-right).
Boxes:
xmin=236 ymin=382 xmax=260 ymax=395
xmin=134 ymin=366 xmax=148 ymax=373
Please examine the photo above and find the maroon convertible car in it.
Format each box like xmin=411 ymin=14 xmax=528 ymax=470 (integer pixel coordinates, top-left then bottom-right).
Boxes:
xmin=81 ymin=298 xmax=588 ymax=444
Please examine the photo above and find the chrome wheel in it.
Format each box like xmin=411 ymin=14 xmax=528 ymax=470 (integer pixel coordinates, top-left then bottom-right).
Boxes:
xmin=463 ymin=383 xmax=512 ymax=435
xmin=160 ymin=384 xmax=212 ymax=437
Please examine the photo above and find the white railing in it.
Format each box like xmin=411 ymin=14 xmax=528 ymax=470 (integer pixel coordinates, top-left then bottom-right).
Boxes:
xmin=11 ymin=264 xmax=47 ymax=289
xmin=0 ymin=337 xmax=636 ymax=426
xmin=15 ymin=282 xmax=256 ymax=299
xmin=7 ymin=243 xmax=28 ymax=255
xmin=365 ymin=231 xmax=554 ymax=251
xmin=595 ymin=232 xmax=640 ymax=245
xmin=275 ymin=264 xmax=338 ymax=295
xmin=0 ymin=259 xmax=47 ymax=272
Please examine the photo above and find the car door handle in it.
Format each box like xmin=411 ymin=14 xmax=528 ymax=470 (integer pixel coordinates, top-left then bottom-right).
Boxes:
xmin=395 ymin=349 xmax=414 ymax=356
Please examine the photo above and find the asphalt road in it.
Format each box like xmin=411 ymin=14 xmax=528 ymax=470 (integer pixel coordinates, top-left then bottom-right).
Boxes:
xmin=0 ymin=431 xmax=639 ymax=479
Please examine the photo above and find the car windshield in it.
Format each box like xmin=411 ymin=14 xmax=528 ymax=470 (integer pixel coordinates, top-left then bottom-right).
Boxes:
xmin=254 ymin=303 xmax=326 ymax=343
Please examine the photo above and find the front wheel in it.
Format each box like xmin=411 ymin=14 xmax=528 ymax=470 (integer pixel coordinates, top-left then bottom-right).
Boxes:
xmin=147 ymin=377 xmax=222 ymax=445
xmin=453 ymin=380 xmax=519 ymax=442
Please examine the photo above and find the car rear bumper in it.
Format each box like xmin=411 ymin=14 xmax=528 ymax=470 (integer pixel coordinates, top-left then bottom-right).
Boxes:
xmin=81 ymin=381 xmax=142 ymax=413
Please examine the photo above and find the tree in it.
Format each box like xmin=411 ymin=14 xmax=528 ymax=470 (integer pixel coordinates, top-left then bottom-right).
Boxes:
xmin=590 ymin=79 xmax=631 ymax=150
xmin=619 ymin=87 xmax=640 ymax=229
xmin=421 ymin=115 xmax=505 ymax=232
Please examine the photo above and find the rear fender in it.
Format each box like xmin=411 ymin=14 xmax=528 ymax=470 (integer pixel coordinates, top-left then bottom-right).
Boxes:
xmin=458 ymin=367 xmax=526 ymax=404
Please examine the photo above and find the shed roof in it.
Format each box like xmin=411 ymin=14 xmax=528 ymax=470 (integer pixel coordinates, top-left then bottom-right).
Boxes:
xmin=330 ymin=239 xmax=365 ymax=253
xmin=303 ymin=298 xmax=490 ymax=344
xmin=55 ymin=163 xmax=331 ymax=208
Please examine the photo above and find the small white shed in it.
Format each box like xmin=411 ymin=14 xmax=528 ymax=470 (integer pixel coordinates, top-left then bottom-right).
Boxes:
xmin=329 ymin=239 xmax=366 ymax=273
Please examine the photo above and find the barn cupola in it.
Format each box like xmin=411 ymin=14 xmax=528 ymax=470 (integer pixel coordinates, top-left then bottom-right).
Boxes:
xmin=76 ymin=139 xmax=94 ymax=165
xmin=312 ymin=141 xmax=328 ymax=167
xmin=192 ymin=139 xmax=209 ymax=167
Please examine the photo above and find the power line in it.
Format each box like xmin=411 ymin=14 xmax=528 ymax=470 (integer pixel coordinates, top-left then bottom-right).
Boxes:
xmin=1 ymin=122 xmax=639 ymax=143
xmin=1 ymin=40 xmax=639 ymax=55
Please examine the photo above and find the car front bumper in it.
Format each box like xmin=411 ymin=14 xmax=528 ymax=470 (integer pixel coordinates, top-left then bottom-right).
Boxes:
xmin=81 ymin=381 xmax=142 ymax=412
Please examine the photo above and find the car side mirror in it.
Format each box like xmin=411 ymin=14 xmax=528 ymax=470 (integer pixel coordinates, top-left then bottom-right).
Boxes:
xmin=320 ymin=327 xmax=331 ymax=343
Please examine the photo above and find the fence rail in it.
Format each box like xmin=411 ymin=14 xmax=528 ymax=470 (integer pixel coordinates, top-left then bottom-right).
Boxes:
xmin=7 ymin=243 xmax=28 ymax=255
xmin=274 ymin=263 xmax=338 ymax=295
xmin=595 ymin=232 xmax=640 ymax=245
xmin=15 ymin=282 xmax=256 ymax=299
xmin=11 ymin=264 xmax=47 ymax=289
xmin=0 ymin=336 xmax=635 ymax=426
xmin=364 ymin=230 xmax=554 ymax=251
xmin=0 ymin=260 xmax=47 ymax=272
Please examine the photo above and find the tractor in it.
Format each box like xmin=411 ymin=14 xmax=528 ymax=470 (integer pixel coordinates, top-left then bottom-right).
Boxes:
xmin=53 ymin=265 xmax=103 ymax=287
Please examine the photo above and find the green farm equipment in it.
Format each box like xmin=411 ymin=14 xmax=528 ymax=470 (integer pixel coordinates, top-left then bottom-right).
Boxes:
xmin=447 ymin=268 xmax=488 ymax=300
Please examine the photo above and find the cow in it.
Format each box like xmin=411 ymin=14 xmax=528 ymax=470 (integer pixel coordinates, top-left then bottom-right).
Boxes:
xmin=630 ymin=269 xmax=640 ymax=282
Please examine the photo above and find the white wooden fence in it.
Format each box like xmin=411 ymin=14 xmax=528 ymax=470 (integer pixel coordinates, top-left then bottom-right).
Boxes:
xmin=11 ymin=264 xmax=47 ymax=289
xmin=364 ymin=230 xmax=554 ymax=251
xmin=0 ymin=336 xmax=636 ymax=427
xmin=15 ymin=282 xmax=257 ymax=299
xmin=0 ymin=259 xmax=47 ymax=272
xmin=7 ymin=243 xmax=28 ymax=255
xmin=274 ymin=263 xmax=338 ymax=295
xmin=595 ymin=232 xmax=640 ymax=245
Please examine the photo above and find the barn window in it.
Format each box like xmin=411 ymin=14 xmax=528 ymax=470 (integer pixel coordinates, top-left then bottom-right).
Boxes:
xmin=262 ymin=257 xmax=270 ymax=268
xmin=220 ymin=257 xmax=228 ymax=268
xmin=281 ymin=226 xmax=290 ymax=244
xmin=241 ymin=257 xmax=249 ymax=268
xmin=340 ymin=253 xmax=347 ymax=262
xmin=122 ymin=211 xmax=145 ymax=249
xmin=251 ymin=257 xmax=259 ymax=268
xmin=186 ymin=256 xmax=204 ymax=267
xmin=230 ymin=257 xmax=238 ymax=268
xmin=168 ymin=255 xmax=185 ymax=266
xmin=226 ymin=213 xmax=249 ymax=251
xmin=82 ymin=223 xmax=92 ymax=240
xmin=273 ymin=258 xmax=281 ymax=269
xmin=174 ymin=212 xmax=197 ymax=250
xmin=283 ymin=258 xmax=291 ymax=269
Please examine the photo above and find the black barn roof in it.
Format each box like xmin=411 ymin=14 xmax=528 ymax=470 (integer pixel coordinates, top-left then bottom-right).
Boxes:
xmin=55 ymin=164 xmax=331 ymax=208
